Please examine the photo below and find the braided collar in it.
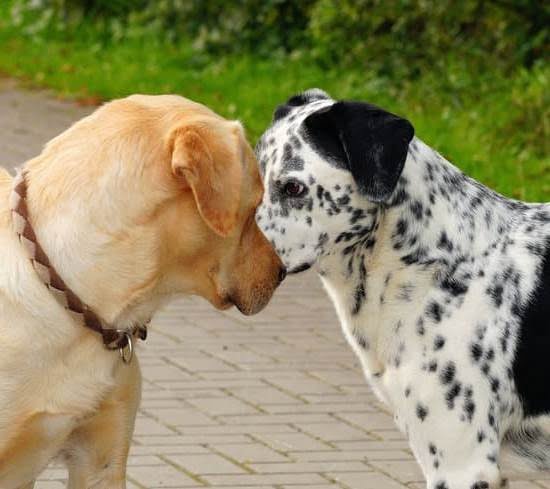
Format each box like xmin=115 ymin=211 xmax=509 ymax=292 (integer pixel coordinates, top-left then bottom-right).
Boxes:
xmin=9 ymin=171 xmax=148 ymax=363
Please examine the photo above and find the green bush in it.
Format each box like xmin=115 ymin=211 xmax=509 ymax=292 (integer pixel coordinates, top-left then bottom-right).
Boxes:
xmin=10 ymin=0 xmax=548 ymax=76
xmin=9 ymin=0 xmax=316 ymax=54
xmin=309 ymin=0 xmax=549 ymax=77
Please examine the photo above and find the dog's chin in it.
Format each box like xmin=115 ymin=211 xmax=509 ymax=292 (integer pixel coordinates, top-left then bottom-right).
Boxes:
xmin=232 ymin=288 xmax=276 ymax=316
xmin=234 ymin=301 xmax=264 ymax=316
xmin=211 ymin=290 xmax=272 ymax=316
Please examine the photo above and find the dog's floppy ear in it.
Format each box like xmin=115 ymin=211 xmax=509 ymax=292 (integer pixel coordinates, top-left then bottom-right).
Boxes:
xmin=304 ymin=101 xmax=414 ymax=202
xmin=273 ymin=88 xmax=331 ymax=122
xmin=170 ymin=123 xmax=243 ymax=237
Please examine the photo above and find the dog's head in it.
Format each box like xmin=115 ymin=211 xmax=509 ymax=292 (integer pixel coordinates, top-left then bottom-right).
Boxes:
xmin=30 ymin=94 xmax=285 ymax=319
xmin=255 ymin=89 xmax=414 ymax=273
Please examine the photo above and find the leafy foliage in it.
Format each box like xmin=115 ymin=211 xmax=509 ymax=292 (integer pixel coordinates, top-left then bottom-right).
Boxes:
xmin=0 ymin=0 xmax=548 ymax=200
xmin=310 ymin=0 xmax=549 ymax=76
xmin=8 ymin=0 xmax=549 ymax=75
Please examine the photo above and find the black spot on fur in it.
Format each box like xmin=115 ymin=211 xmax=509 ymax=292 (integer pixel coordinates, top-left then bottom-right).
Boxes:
xmin=440 ymin=362 xmax=456 ymax=385
xmin=470 ymin=343 xmax=483 ymax=362
xmin=486 ymin=283 xmax=504 ymax=308
xmin=471 ymin=482 xmax=489 ymax=489
xmin=426 ymin=301 xmax=443 ymax=323
xmin=434 ymin=335 xmax=446 ymax=351
xmin=464 ymin=398 xmax=476 ymax=422
xmin=410 ymin=200 xmax=424 ymax=220
xmin=440 ymin=275 xmax=469 ymax=296
xmin=446 ymin=382 xmax=462 ymax=409
xmin=416 ymin=318 xmax=425 ymax=336
xmin=416 ymin=403 xmax=429 ymax=421
xmin=437 ymin=231 xmax=454 ymax=253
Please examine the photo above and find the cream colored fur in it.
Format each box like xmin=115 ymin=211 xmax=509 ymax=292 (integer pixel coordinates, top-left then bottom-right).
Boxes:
xmin=0 ymin=94 xmax=283 ymax=488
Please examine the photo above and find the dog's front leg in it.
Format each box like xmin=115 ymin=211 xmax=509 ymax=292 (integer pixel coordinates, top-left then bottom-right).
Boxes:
xmin=390 ymin=368 xmax=507 ymax=489
xmin=64 ymin=359 xmax=141 ymax=489
xmin=406 ymin=412 xmax=506 ymax=489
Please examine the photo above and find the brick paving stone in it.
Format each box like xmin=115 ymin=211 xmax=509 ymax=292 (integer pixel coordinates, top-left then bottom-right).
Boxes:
xmin=127 ymin=464 xmax=200 ymax=487
xmin=165 ymin=453 xmax=247 ymax=475
xmin=1 ymin=80 xmax=546 ymax=489
xmin=254 ymin=432 xmax=335 ymax=452
xmin=281 ymin=486 xmax=344 ymax=489
xmin=211 ymin=442 xmax=291 ymax=464
xmin=511 ymin=483 xmax=550 ymax=489
xmin=248 ymin=461 xmax=369 ymax=474
xmin=331 ymin=472 xmax=408 ymax=489
xmin=368 ymin=460 xmax=424 ymax=484
xmin=201 ymin=473 xmax=329 ymax=486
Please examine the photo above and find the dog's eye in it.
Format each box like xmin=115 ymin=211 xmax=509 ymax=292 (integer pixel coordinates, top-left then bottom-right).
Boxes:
xmin=283 ymin=181 xmax=306 ymax=197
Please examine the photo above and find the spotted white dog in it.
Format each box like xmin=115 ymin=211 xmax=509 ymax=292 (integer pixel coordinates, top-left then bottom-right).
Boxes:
xmin=255 ymin=89 xmax=550 ymax=489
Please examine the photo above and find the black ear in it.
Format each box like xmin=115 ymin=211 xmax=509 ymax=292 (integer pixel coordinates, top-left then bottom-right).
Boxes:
xmin=303 ymin=101 xmax=414 ymax=202
xmin=273 ymin=88 xmax=331 ymax=122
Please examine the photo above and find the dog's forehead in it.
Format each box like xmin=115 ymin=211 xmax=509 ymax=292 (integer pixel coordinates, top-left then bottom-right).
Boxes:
xmin=257 ymin=98 xmax=334 ymax=178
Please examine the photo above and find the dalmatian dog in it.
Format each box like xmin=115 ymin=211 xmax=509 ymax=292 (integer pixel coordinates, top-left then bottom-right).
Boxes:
xmin=255 ymin=89 xmax=550 ymax=489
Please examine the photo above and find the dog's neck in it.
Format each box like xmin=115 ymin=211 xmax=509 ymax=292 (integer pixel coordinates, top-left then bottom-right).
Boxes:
xmin=316 ymin=138 xmax=522 ymax=370
xmin=320 ymin=137 xmax=520 ymax=281
xmin=21 ymin=159 xmax=166 ymax=330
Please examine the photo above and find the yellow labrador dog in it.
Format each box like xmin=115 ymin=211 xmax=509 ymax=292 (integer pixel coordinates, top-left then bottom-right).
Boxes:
xmin=0 ymin=95 xmax=285 ymax=489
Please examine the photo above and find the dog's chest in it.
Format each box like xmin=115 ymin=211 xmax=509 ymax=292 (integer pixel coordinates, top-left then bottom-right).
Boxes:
xmin=0 ymin=337 xmax=120 ymax=443
xmin=320 ymin=262 xmax=431 ymax=402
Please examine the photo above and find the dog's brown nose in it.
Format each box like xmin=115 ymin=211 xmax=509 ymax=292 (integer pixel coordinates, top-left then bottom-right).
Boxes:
xmin=278 ymin=266 xmax=287 ymax=284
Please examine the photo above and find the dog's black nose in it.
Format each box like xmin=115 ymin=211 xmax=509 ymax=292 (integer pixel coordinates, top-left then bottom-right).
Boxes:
xmin=278 ymin=266 xmax=287 ymax=284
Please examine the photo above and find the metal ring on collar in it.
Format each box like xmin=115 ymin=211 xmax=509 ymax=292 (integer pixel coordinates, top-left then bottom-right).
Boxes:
xmin=119 ymin=332 xmax=134 ymax=364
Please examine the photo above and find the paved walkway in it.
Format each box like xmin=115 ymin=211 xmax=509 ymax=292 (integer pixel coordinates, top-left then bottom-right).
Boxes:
xmin=0 ymin=79 xmax=547 ymax=489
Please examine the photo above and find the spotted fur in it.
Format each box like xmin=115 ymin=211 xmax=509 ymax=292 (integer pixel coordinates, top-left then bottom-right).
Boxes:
xmin=256 ymin=89 xmax=550 ymax=489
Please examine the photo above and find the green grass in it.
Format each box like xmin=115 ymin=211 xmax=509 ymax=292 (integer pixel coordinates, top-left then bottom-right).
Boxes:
xmin=0 ymin=7 xmax=548 ymax=201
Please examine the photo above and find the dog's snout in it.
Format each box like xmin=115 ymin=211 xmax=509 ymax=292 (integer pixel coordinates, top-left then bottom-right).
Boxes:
xmin=278 ymin=266 xmax=287 ymax=284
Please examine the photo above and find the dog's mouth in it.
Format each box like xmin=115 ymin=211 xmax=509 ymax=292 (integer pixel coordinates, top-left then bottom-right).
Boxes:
xmin=212 ymin=293 xmax=234 ymax=311
xmin=288 ymin=262 xmax=313 ymax=274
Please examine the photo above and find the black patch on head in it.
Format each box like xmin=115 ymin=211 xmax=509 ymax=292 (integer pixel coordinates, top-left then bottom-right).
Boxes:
xmin=273 ymin=89 xmax=330 ymax=122
xmin=513 ymin=237 xmax=550 ymax=416
xmin=302 ymin=100 xmax=414 ymax=202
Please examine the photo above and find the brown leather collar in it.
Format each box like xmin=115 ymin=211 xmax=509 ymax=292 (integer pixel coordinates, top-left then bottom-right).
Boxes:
xmin=9 ymin=171 xmax=148 ymax=360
